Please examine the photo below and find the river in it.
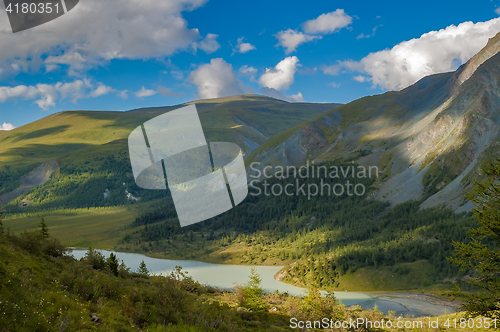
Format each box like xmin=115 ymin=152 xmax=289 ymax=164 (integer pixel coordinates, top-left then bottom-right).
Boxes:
xmin=71 ymin=249 xmax=458 ymax=318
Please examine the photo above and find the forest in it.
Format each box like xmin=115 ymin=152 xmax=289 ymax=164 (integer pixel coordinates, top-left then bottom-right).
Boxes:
xmin=117 ymin=161 xmax=476 ymax=291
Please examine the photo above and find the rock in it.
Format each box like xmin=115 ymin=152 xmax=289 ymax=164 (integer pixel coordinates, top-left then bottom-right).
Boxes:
xmin=90 ymin=313 xmax=100 ymax=323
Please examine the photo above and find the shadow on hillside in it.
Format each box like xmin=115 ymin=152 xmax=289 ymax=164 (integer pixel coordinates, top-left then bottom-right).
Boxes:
xmin=12 ymin=125 xmax=71 ymax=142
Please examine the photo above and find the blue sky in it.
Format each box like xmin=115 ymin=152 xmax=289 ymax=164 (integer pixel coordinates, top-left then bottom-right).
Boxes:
xmin=1 ymin=0 xmax=500 ymax=129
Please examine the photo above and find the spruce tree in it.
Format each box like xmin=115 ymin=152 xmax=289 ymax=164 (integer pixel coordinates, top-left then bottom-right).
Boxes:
xmin=242 ymin=268 xmax=267 ymax=312
xmin=138 ymin=260 xmax=149 ymax=275
xmin=450 ymin=159 xmax=500 ymax=318
xmin=108 ymin=253 xmax=119 ymax=276
xmin=39 ymin=217 xmax=49 ymax=239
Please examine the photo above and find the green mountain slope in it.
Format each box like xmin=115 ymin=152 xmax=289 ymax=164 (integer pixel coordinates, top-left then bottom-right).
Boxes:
xmin=0 ymin=95 xmax=340 ymax=209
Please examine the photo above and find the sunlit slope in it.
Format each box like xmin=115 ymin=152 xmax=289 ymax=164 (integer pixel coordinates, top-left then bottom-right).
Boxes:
xmin=0 ymin=95 xmax=340 ymax=207
xmin=247 ymin=32 xmax=500 ymax=212
xmin=0 ymin=111 xmax=149 ymax=173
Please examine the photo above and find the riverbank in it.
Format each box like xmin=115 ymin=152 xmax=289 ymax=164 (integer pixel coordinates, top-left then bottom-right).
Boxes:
xmin=71 ymin=248 xmax=460 ymax=317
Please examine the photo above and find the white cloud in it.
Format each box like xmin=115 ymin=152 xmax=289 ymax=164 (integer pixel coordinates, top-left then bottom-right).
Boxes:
xmin=0 ymin=0 xmax=209 ymax=75
xmin=118 ymin=90 xmax=129 ymax=99
xmin=90 ymin=84 xmax=114 ymax=98
xmin=321 ymin=64 xmax=341 ymax=76
xmin=0 ymin=122 xmax=15 ymax=131
xmin=290 ymin=92 xmax=304 ymax=102
xmin=259 ymin=56 xmax=299 ymax=90
xmin=234 ymin=37 xmax=256 ymax=54
xmin=189 ymin=58 xmax=252 ymax=99
xmin=344 ymin=18 xmax=500 ymax=90
xmin=275 ymin=9 xmax=351 ymax=53
xmin=238 ymin=65 xmax=257 ymax=76
xmin=302 ymin=9 xmax=352 ymax=34
xmin=194 ymin=33 xmax=221 ymax=54
xmin=328 ymin=82 xmax=340 ymax=88
xmin=0 ymin=79 xmax=110 ymax=110
xmin=356 ymin=33 xmax=369 ymax=40
xmin=275 ymin=29 xmax=321 ymax=54
xmin=496 ymin=7 xmax=500 ymax=15
xmin=353 ymin=75 xmax=368 ymax=83
xmin=356 ymin=26 xmax=380 ymax=40
xmin=135 ymin=87 xmax=157 ymax=98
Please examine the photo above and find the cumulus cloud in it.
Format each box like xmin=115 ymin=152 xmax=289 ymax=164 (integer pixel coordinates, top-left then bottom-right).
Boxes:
xmin=0 ymin=122 xmax=15 ymax=131
xmin=233 ymin=37 xmax=256 ymax=54
xmin=238 ymin=65 xmax=257 ymax=76
xmin=189 ymin=58 xmax=252 ymax=99
xmin=0 ymin=79 xmax=113 ymax=110
xmin=344 ymin=18 xmax=500 ymax=90
xmin=275 ymin=29 xmax=321 ymax=54
xmin=496 ymin=7 xmax=500 ymax=15
xmin=328 ymin=82 xmax=341 ymax=88
xmin=302 ymin=9 xmax=352 ymax=34
xmin=275 ymin=9 xmax=351 ymax=53
xmin=135 ymin=87 xmax=157 ymax=98
xmin=194 ymin=33 xmax=221 ymax=54
xmin=0 ymin=0 xmax=211 ymax=75
xmin=238 ymin=65 xmax=257 ymax=82
xmin=90 ymin=84 xmax=115 ymax=98
xmin=259 ymin=56 xmax=299 ymax=90
xmin=290 ymin=92 xmax=304 ymax=102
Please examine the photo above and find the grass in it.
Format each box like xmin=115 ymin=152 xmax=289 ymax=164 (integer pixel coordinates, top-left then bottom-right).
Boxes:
xmin=0 ymin=95 xmax=335 ymax=198
xmin=334 ymin=260 xmax=437 ymax=292
xmin=3 ymin=207 xmax=136 ymax=248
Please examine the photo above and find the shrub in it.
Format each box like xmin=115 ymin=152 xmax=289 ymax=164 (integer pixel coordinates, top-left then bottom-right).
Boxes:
xmin=84 ymin=247 xmax=107 ymax=270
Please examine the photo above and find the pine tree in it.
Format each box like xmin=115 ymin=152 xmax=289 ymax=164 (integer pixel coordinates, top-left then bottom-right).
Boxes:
xmin=138 ymin=260 xmax=149 ymax=275
xmin=450 ymin=159 xmax=500 ymax=318
xmin=39 ymin=217 xmax=49 ymax=239
xmin=108 ymin=253 xmax=119 ymax=277
xmin=241 ymin=268 xmax=267 ymax=312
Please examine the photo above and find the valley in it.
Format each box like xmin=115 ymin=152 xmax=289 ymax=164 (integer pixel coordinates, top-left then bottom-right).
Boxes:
xmin=2 ymin=32 xmax=500 ymax=307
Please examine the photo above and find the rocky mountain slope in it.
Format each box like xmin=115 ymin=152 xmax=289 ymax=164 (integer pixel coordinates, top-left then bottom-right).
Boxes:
xmin=248 ymin=32 xmax=500 ymax=212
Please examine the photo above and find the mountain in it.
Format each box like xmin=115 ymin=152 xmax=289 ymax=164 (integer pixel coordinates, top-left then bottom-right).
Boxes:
xmin=248 ymin=32 xmax=500 ymax=212
xmin=0 ymin=95 xmax=341 ymax=208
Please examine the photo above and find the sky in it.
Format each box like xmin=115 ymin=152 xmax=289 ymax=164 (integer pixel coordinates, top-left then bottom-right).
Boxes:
xmin=1 ymin=0 xmax=500 ymax=130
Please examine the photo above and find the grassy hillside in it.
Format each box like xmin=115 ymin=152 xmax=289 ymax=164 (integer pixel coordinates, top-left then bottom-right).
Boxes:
xmin=2 ymin=207 xmax=135 ymax=248
xmin=0 ymin=219 xmax=482 ymax=332
xmin=0 ymin=95 xmax=340 ymax=209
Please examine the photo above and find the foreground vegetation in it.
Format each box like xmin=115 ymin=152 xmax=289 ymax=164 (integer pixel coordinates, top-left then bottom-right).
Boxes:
xmin=0 ymin=218 xmax=492 ymax=331
xmin=450 ymin=160 xmax=500 ymax=318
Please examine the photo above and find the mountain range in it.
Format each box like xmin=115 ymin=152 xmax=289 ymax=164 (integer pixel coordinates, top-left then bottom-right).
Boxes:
xmin=0 ymin=95 xmax=340 ymax=207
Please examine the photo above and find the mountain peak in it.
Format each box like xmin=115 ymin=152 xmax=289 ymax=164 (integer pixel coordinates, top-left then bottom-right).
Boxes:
xmin=454 ymin=31 xmax=500 ymax=86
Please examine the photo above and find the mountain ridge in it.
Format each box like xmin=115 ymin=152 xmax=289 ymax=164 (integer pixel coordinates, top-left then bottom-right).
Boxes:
xmin=0 ymin=95 xmax=341 ymax=207
xmin=247 ymin=32 xmax=500 ymax=212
